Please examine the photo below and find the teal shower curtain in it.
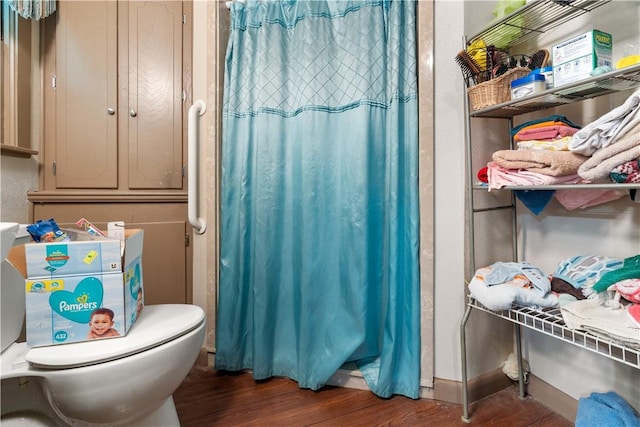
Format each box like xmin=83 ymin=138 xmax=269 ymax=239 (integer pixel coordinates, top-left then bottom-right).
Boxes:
xmin=215 ymin=0 xmax=420 ymax=399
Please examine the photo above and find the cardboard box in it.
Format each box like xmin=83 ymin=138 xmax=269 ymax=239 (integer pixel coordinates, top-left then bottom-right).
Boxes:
xmin=552 ymin=30 xmax=612 ymax=87
xmin=7 ymin=229 xmax=144 ymax=347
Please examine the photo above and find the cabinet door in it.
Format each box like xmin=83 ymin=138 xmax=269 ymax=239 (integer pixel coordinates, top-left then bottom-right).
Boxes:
xmin=127 ymin=1 xmax=184 ymax=189
xmin=54 ymin=1 xmax=118 ymax=189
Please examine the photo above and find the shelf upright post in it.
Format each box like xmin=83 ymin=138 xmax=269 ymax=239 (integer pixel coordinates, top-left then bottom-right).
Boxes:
xmin=508 ymin=117 xmax=527 ymax=399
xmin=460 ymin=33 xmax=475 ymax=423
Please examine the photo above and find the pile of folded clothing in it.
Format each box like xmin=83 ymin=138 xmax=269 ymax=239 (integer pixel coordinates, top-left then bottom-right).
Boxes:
xmin=468 ymin=253 xmax=640 ymax=350
xmin=558 ymin=254 xmax=640 ymax=350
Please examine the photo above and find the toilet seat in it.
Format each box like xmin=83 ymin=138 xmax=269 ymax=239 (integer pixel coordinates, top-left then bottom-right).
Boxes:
xmin=26 ymin=304 xmax=205 ymax=369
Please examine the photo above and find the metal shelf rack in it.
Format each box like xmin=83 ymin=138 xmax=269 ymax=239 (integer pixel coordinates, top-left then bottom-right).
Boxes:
xmin=468 ymin=0 xmax=610 ymax=51
xmin=468 ymin=298 xmax=640 ymax=370
xmin=460 ymin=0 xmax=640 ymax=423
xmin=470 ymin=64 xmax=640 ymax=118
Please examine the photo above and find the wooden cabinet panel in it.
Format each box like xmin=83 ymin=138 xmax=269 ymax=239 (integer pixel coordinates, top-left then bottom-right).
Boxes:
xmin=127 ymin=1 xmax=184 ymax=189
xmin=54 ymin=1 xmax=118 ymax=189
xmin=42 ymin=1 xmax=185 ymax=192
xmin=31 ymin=203 xmax=191 ymax=305
xmin=135 ymin=221 xmax=187 ymax=304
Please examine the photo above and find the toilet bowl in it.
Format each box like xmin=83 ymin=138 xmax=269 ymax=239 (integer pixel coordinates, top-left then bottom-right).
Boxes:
xmin=1 ymin=223 xmax=206 ymax=426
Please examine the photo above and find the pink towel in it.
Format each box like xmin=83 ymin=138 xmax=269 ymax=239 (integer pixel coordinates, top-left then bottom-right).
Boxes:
xmin=514 ymin=125 xmax=579 ymax=141
xmin=487 ymin=162 xmax=581 ymax=189
xmin=554 ymin=188 xmax=625 ymax=210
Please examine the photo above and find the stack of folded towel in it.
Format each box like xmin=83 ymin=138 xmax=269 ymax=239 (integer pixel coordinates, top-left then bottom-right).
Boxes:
xmin=487 ymin=115 xmax=589 ymax=213
xmin=486 ymin=88 xmax=640 ymax=213
xmin=489 ymin=114 xmax=584 ymax=187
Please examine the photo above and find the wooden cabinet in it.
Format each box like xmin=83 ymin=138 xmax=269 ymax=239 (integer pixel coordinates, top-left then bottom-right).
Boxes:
xmin=30 ymin=1 xmax=193 ymax=305
xmin=41 ymin=1 xmax=185 ymax=190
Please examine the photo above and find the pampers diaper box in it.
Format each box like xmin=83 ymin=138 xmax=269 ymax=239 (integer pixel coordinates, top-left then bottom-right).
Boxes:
xmin=7 ymin=229 xmax=144 ymax=347
xmin=552 ymin=29 xmax=612 ymax=87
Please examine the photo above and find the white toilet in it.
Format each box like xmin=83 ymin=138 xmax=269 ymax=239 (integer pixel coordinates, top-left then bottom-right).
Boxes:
xmin=0 ymin=222 xmax=206 ymax=426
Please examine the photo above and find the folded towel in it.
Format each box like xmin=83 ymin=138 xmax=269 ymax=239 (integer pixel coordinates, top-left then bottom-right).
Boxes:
xmin=487 ymin=162 xmax=582 ymax=189
xmin=561 ymin=299 xmax=640 ymax=349
xmin=576 ymin=391 xmax=640 ymax=427
xmin=591 ymin=255 xmax=640 ymax=293
xmin=578 ymin=121 xmax=640 ymax=182
xmin=514 ymin=125 xmax=579 ymax=141
xmin=516 ymin=136 xmax=572 ymax=151
xmin=613 ymin=279 xmax=640 ymax=304
xmin=629 ymin=305 xmax=640 ymax=328
xmin=554 ymin=188 xmax=626 ymax=210
xmin=552 ymin=255 xmax=623 ymax=289
xmin=511 ymin=115 xmax=582 ymax=139
xmin=611 ymin=159 xmax=640 ymax=183
xmin=492 ymin=150 xmax=588 ymax=176
xmin=570 ymin=88 xmax=640 ymax=156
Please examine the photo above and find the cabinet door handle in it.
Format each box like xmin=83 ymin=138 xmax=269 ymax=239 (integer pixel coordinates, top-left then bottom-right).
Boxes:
xmin=129 ymin=109 xmax=137 ymax=117
xmin=107 ymin=107 xmax=115 ymax=115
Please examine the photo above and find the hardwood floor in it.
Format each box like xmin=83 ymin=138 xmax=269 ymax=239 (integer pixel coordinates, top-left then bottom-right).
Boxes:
xmin=173 ymin=352 xmax=572 ymax=427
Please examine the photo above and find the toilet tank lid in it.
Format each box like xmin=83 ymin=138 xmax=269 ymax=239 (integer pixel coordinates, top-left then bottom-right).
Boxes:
xmin=25 ymin=304 xmax=205 ymax=369
xmin=0 ymin=222 xmax=19 ymax=260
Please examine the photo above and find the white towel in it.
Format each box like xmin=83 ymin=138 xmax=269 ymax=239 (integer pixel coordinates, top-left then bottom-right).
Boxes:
xmin=570 ymin=88 xmax=640 ymax=156
xmin=560 ymin=299 xmax=640 ymax=350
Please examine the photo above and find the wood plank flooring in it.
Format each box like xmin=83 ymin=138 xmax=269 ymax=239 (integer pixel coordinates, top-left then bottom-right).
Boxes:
xmin=173 ymin=353 xmax=572 ymax=427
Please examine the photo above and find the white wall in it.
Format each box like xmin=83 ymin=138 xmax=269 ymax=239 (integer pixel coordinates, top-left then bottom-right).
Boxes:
xmin=0 ymin=156 xmax=38 ymax=223
xmin=433 ymin=0 xmax=472 ymax=382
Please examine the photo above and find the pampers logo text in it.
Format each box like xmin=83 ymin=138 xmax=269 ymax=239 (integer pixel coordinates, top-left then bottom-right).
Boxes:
xmin=49 ymin=276 xmax=104 ymax=324
xmin=58 ymin=300 xmax=99 ymax=312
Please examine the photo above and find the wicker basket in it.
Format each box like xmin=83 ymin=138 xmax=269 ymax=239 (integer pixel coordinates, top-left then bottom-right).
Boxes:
xmin=467 ymin=67 xmax=530 ymax=111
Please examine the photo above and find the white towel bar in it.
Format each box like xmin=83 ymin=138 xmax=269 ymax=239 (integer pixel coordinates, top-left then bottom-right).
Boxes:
xmin=188 ymin=100 xmax=207 ymax=234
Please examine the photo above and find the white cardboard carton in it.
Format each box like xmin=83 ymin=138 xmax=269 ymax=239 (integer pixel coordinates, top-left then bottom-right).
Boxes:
xmin=7 ymin=229 xmax=144 ymax=347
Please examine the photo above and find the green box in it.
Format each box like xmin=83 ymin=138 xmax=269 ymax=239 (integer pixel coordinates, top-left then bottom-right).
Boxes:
xmin=552 ymin=30 xmax=612 ymax=87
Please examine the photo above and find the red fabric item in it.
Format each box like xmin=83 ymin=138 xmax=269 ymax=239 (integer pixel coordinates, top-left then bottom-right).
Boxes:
xmin=628 ymin=304 xmax=640 ymax=327
xmin=477 ymin=166 xmax=488 ymax=183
